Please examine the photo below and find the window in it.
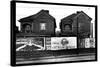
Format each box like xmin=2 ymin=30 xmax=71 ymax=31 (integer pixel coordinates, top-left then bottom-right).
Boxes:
xmin=40 ymin=23 xmax=46 ymax=30
xmin=64 ymin=24 xmax=72 ymax=31
xmin=25 ymin=25 xmax=31 ymax=33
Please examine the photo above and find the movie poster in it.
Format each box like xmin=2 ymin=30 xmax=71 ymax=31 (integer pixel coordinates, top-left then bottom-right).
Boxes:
xmin=45 ymin=37 xmax=77 ymax=50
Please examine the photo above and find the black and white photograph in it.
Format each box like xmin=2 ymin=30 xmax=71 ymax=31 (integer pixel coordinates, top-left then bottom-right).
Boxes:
xmin=11 ymin=0 xmax=97 ymax=66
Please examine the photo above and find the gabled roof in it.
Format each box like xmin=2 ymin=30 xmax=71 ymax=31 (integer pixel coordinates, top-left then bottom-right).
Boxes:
xmin=61 ymin=13 xmax=76 ymax=23
xmin=61 ymin=11 xmax=92 ymax=22
xmin=18 ymin=9 xmax=55 ymax=22
xmin=79 ymin=11 xmax=92 ymax=20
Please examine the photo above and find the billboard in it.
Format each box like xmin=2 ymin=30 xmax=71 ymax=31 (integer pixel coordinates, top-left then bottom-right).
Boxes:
xmin=85 ymin=38 xmax=95 ymax=48
xmin=16 ymin=37 xmax=44 ymax=51
xmin=45 ymin=37 xmax=77 ymax=50
xmin=79 ymin=38 xmax=95 ymax=48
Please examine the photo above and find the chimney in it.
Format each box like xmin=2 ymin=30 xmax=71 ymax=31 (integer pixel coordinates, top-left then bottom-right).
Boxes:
xmin=77 ymin=11 xmax=81 ymax=14
xmin=41 ymin=9 xmax=49 ymax=13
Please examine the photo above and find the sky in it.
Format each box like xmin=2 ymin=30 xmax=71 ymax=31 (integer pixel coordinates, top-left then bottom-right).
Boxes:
xmin=16 ymin=2 xmax=95 ymax=37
